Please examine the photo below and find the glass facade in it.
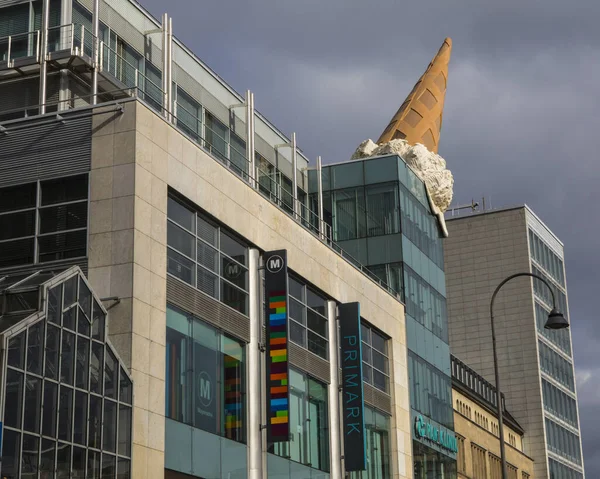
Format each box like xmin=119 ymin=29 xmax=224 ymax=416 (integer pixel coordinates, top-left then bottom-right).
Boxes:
xmin=548 ymin=458 xmax=584 ymax=479
xmin=269 ymin=368 xmax=330 ymax=476
xmin=167 ymin=195 xmax=249 ymax=315
xmin=361 ymin=322 xmax=390 ymax=393
xmin=545 ymin=418 xmax=582 ymax=465
xmin=165 ymin=305 xmax=245 ymax=443
xmin=316 ymin=155 xmax=455 ymax=477
xmin=542 ymin=379 xmax=579 ymax=428
xmin=1 ymin=272 xmax=132 ymax=479
xmin=412 ymin=441 xmax=457 ymax=479
xmin=349 ymin=407 xmax=391 ymax=479
xmin=538 ymin=340 xmax=575 ymax=392
xmin=288 ymin=275 xmax=329 ymax=360
xmin=0 ymin=174 xmax=88 ymax=269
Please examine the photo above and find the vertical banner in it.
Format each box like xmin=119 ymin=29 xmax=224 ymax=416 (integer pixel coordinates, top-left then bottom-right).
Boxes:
xmin=264 ymin=250 xmax=289 ymax=443
xmin=339 ymin=302 xmax=366 ymax=471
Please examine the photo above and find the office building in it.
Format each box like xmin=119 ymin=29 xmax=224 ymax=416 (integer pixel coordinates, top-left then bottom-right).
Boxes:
xmin=452 ymin=355 xmax=534 ymax=479
xmin=444 ymin=206 xmax=585 ymax=479
xmin=0 ymin=0 xmax=433 ymax=477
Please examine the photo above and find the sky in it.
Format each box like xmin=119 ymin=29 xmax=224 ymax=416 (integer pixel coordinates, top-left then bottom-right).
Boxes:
xmin=140 ymin=0 xmax=599 ymax=473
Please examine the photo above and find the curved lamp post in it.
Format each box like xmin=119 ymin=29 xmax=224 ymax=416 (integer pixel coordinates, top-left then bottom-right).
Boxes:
xmin=490 ymin=272 xmax=569 ymax=479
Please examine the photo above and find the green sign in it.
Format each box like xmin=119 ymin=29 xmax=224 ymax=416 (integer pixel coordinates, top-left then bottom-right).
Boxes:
xmin=414 ymin=415 xmax=458 ymax=453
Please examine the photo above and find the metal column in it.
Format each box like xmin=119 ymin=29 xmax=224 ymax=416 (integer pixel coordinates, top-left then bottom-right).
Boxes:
xmin=248 ymin=248 xmax=263 ymax=479
xmin=327 ymin=300 xmax=342 ymax=479
xmin=317 ymin=156 xmax=324 ymax=240
xmin=291 ymin=132 xmax=298 ymax=218
xmin=246 ymin=90 xmax=256 ymax=188
xmin=91 ymin=0 xmax=99 ymax=104
xmin=167 ymin=16 xmax=173 ymax=121
xmin=38 ymin=0 xmax=50 ymax=114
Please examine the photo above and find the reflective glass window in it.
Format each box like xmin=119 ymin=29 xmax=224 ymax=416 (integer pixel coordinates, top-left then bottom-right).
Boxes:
xmin=361 ymin=321 xmax=390 ymax=393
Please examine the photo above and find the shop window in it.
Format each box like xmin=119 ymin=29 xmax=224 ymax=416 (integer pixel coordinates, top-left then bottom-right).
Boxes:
xmin=166 ymin=305 xmax=246 ymax=443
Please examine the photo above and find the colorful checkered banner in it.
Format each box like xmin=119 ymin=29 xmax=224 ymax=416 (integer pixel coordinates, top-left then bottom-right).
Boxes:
xmin=264 ymin=250 xmax=290 ymax=443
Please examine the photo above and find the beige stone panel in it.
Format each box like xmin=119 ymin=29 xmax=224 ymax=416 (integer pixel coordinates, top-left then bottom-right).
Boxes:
xmin=113 ymin=101 xmax=137 ymax=133
xmin=181 ymin=136 xmax=197 ymax=172
xmin=151 ymin=175 xmax=168 ymax=214
xmin=147 ymin=411 xmax=166 ymax=451
xmin=91 ymin=134 xmax=114 ymax=169
xmin=108 ymin=332 xmax=132 ymax=369
xmin=107 ymin=298 xmax=133 ymax=336
xmin=113 ymin=130 xmax=136 ymax=166
xmin=148 ymin=375 xmax=166 ymax=415
xmin=131 ymin=297 xmax=151 ymax=340
xmin=87 ymin=266 xmax=111 ymax=299
xmin=146 ymin=449 xmax=165 ymax=479
xmin=135 ymin=163 xmax=153 ymax=205
xmin=112 ymin=196 xmax=135 ymax=232
xmin=150 ymin=240 xmax=167 ymax=279
xmin=134 ymin=197 xmax=153 ymax=238
xmin=150 ymin=272 xmax=166 ymax=312
xmin=149 ymin=307 xmax=166 ymax=346
xmin=131 ymin=333 xmax=151 ymax=376
xmin=88 ymin=233 xmax=112 ymax=268
xmin=135 ymin=131 xmax=153 ymax=173
xmin=132 ymin=264 xmax=152 ymax=306
xmin=150 ymin=207 xmax=167 ymax=246
xmin=151 ymin=112 xmax=169 ymax=151
xmin=149 ymin=341 xmax=165 ymax=380
xmin=133 ymin=406 xmax=149 ymax=447
xmin=151 ymin=144 xmax=168 ymax=181
xmin=131 ymin=443 xmax=148 ymax=479
xmin=110 ymin=263 xmax=133 ymax=299
xmin=112 ymin=163 xmax=135 ymax=198
xmin=167 ymin=125 xmax=183 ymax=161
xmin=90 ymin=167 xmax=113 ymax=201
xmin=112 ymin=229 xmax=134 ymax=265
xmin=89 ymin=199 xmax=113 ymax=234
xmin=136 ymin=102 xmax=153 ymax=139
xmin=133 ymin=230 xmax=152 ymax=272
xmin=131 ymin=369 xmax=150 ymax=411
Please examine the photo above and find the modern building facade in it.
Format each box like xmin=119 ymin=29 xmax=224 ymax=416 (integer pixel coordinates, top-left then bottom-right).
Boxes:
xmin=0 ymin=0 xmax=429 ymax=478
xmin=452 ymin=354 xmax=534 ymax=479
xmin=444 ymin=206 xmax=584 ymax=479
xmin=311 ymin=156 xmax=457 ymax=478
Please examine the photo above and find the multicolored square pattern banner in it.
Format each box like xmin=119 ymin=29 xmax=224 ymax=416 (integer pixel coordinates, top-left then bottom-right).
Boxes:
xmin=264 ymin=250 xmax=290 ymax=443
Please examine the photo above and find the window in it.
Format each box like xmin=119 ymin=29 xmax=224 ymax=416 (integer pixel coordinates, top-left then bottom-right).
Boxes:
xmin=532 ymin=265 xmax=568 ymax=322
xmin=456 ymin=436 xmax=466 ymax=474
xmin=0 ymin=175 xmax=88 ymax=269
xmin=548 ymin=459 xmax=583 ymax=479
xmin=545 ymin=418 xmax=582 ymax=465
xmin=542 ymin=378 xmax=579 ymax=428
xmin=538 ymin=340 xmax=575 ymax=392
xmin=529 ymin=229 xmax=565 ymax=286
xmin=287 ymin=275 xmax=328 ymax=359
xmin=1 ymin=273 xmax=131 ymax=479
xmin=166 ymin=305 xmax=246 ymax=443
xmin=470 ymin=444 xmax=486 ymax=479
xmin=361 ymin=322 xmax=389 ymax=393
xmin=408 ymin=351 xmax=453 ymax=429
xmin=535 ymin=301 xmax=571 ymax=355
xmin=349 ymin=407 xmax=391 ymax=479
xmin=176 ymin=86 xmax=202 ymax=142
xmin=270 ymin=369 xmax=329 ymax=472
xmin=167 ymin=196 xmax=249 ymax=314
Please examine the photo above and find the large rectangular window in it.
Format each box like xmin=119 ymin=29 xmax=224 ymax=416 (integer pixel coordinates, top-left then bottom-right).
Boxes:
xmin=412 ymin=440 xmax=457 ymax=479
xmin=408 ymin=351 xmax=453 ymax=429
xmin=532 ymin=265 xmax=568 ymax=321
xmin=529 ymin=229 xmax=565 ymax=287
xmin=349 ymin=407 xmax=391 ymax=479
xmin=535 ymin=301 xmax=571 ymax=355
xmin=548 ymin=458 xmax=583 ymax=479
xmin=0 ymin=175 xmax=88 ymax=269
xmin=545 ymin=418 xmax=582 ymax=465
xmin=361 ymin=322 xmax=389 ymax=393
xmin=538 ymin=340 xmax=575 ymax=392
xmin=542 ymin=378 xmax=579 ymax=428
xmin=287 ymin=275 xmax=328 ymax=360
xmin=270 ymin=369 xmax=329 ymax=472
xmin=167 ymin=195 xmax=249 ymax=315
xmin=166 ymin=305 xmax=246 ymax=443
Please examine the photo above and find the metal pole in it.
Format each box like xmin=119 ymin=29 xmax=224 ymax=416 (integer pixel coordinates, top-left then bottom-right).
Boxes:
xmin=245 ymin=90 xmax=253 ymax=186
xmin=248 ymin=248 xmax=263 ymax=479
xmin=161 ymin=13 xmax=168 ymax=117
xmin=291 ymin=132 xmax=298 ymax=218
xmin=39 ymin=0 xmax=50 ymax=114
xmin=168 ymin=16 xmax=173 ymax=121
xmin=91 ymin=0 xmax=99 ymax=104
xmin=490 ymin=272 xmax=559 ymax=479
xmin=317 ymin=156 xmax=324 ymax=240
xmin=327 ymin=301 xmax=342 ymax=479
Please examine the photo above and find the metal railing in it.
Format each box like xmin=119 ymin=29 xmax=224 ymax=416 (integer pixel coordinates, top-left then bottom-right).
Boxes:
xmin=0 ymin=30 xmax=40 ymax=65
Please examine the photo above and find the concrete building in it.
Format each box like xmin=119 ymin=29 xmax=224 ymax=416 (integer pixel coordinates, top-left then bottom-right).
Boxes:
xmin=312 ymin=156 xmax=458 ymax=478
xmin=444 ymin=206 xmax=585 ymax=479
xmin=0 ymin=0 xmax=447 ymax=477
xmin=452 ymin=355 xmax=534 ymax=479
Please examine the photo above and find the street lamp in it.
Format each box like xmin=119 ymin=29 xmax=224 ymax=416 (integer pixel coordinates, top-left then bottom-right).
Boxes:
xmin=490 ymin=272 xmax=569 ymax=479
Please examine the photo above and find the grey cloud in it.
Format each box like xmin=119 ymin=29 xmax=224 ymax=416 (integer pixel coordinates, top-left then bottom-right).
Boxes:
xmin=139 ymin=0 xmax=599 ymax=473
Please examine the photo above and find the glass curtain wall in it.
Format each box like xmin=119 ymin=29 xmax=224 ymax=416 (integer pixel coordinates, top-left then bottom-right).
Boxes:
xmin=165 ymin=305 xmax=246 ymax=443
xmin=269 ymin=369 xmax=329 ymax=474
xmin=349 ymin=407 xmax=391 ymax=479
xmin=2 ymin=274 xmax=132 ymax=479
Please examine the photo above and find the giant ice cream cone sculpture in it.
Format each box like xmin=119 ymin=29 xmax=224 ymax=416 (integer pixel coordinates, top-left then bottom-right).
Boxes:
xmin=377 ymin=38 xmax=452 ymax=153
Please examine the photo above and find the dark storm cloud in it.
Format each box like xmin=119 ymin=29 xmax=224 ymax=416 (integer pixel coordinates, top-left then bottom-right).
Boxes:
xmin=140 ymin=0 xmax=600 ymax=473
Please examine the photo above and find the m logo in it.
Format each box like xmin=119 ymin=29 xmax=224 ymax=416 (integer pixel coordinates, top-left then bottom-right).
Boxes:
xmin=225 ymin=261 xmax=242 ymax=279
xmin=198 ymin=371 xmax=212 ymax=407
xmin=266 ymin=255 xmax=284 ymax=273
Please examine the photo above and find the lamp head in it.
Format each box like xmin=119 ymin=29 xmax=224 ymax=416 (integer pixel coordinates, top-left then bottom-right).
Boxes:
xmin=544 ymin=308 xmax=570 ymax=330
